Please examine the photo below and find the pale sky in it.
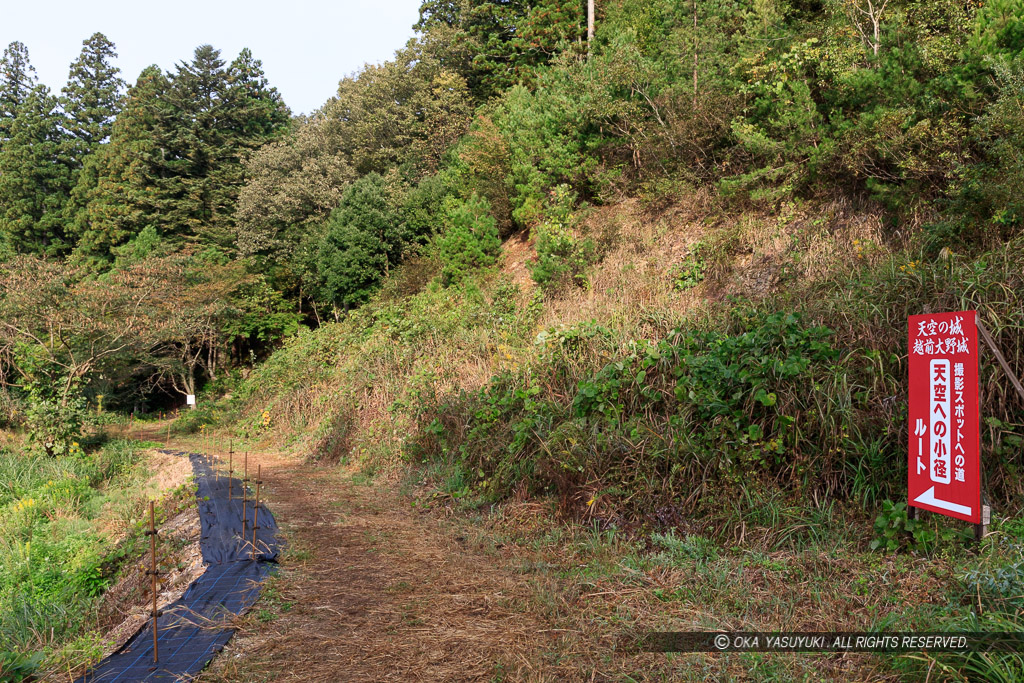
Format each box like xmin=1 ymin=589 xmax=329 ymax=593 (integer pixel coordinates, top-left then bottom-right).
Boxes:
xmin=0 ymin=0 xmax=424 ymax=115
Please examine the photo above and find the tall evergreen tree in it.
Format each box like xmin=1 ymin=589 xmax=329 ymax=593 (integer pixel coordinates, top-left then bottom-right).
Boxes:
xmin=72 ymin=47 xmax=289 ymax=263
xmin=60 ymin=32 xmax=125 ymax=159
xmin=156 ymin=45 xmax=230 ymax=238
xmin=0 ymin=84 xmax=75 ymax=255
xmin=70 ymin=66 xmax=174 ymax=264
xmin=205 ymin=48 xmax=290 ymax=247
xmin=158 ymin=45 xmax=289 ymax=246
xmin=0 ymin=41 xmax=38 ymax=149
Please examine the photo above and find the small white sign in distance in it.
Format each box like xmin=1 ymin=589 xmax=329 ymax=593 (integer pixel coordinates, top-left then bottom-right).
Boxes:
xmin=186 ymin=394 xmax=196 ymax=406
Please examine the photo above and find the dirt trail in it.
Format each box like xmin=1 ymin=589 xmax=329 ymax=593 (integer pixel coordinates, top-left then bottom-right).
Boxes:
xmin=201 ymin=450 xmax=568 ymax=682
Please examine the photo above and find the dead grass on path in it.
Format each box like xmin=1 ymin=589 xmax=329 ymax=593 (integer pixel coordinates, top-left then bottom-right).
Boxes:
xmin=204 ymin=452 xmax=567 ymax=682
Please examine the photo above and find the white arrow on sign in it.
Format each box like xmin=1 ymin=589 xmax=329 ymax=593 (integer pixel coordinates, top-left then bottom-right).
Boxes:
xmin=914 ymin=487 xmax=972 ymax=516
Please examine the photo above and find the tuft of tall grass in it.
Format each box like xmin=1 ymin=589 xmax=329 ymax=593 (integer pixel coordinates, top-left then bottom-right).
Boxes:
xmin=0 ymin=439 xmax=149 ymax=666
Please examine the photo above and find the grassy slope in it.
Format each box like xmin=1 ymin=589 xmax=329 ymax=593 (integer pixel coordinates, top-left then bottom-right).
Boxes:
xmin=0 ymin=439 xmax=191 ymax=677
xmin=227 ymin=195 xmax=1024 ymax=680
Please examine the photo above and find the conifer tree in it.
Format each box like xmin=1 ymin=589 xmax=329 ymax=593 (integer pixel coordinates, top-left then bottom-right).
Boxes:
xmin=204 ymin=48 xmax=290 ymax=247
xmin=159 ymin=45 xmax=289 ymax=246
xmin=72 ymin=47 xmax=289 ymax=263
xmin=0 ymin=84 xmax=75 ymax=255
xmin=154 ymin=45 xmax=231 ymax=238
xmin=0 ymin=41 xmax=38 ymax=149
xmin=60 ymin=33 xmax=125 ymax=160
xmin=70 ymin=66 xmax=173 ymax=264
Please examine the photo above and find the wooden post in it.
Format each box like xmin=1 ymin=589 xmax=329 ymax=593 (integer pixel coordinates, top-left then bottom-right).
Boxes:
xmin=147 ymin=501 xmax=159 ymax=663
xmin=973 ymin=313 xmax=1013 ymax=543
xmin=166 ymin=419 xmax=171 ymax=448
xmin=251 ymin=464 xmax=262 ymax=561
xmin=242 ymin=452 xmax=248 ymax=529
xmin=228 ymin=449 xmax=233 ymax=501
xmin=976 ymin=497 xmax=991 ymax=542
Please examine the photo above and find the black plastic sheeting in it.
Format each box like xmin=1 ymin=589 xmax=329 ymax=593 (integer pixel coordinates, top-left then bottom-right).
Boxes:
xmin=77 ymin=450 xmax=279 ymax=682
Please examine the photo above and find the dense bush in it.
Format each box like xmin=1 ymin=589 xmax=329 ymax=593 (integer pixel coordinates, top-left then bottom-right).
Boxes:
xmin=411 ymin=311 xmax=848 ymax=513
xmin=437 ymin=194 xmax=501 ymax=285
xmin=527 ymin=185 xmax=596 ymax=289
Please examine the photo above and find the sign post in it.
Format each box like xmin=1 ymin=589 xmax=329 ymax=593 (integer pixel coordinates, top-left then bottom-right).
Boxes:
xmin=908 ymin=311 xmax=983 ymax=532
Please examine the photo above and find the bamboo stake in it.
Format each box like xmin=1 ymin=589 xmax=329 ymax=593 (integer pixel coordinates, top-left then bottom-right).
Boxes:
xmin=148 ymin=501 xmax=159 ymax=663
xmin=242 ymin=452 xmax=248 ymax=529
xmin=978 ymin=318 xmax=1024 ymax=403
xmin=251 ymin=464 xmax=262 ymax=561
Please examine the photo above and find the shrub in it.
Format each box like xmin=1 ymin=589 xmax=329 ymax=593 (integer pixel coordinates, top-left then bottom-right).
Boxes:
xmin=437 ymin=194 xmax=502 ymax=285
xmin=23 ymin=392 xmax=89 ymax=458
xmin=527 ymin=186 xmax=596 ymax=290
xmin=669 ymin=241 xmax=707 ymax=290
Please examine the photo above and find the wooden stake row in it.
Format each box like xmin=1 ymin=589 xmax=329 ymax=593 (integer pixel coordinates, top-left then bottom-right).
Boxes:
xmin=142 ymin=440 xmax=267 ymax=664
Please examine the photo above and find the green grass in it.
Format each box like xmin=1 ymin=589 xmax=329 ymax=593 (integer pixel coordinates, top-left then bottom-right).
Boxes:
xmin=0 ymin=439 xmax=160 ymax=677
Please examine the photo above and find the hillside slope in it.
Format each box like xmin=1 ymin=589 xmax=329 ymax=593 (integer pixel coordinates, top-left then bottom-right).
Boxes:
xmin=199 ymin=194 xmax=1024 ymax=679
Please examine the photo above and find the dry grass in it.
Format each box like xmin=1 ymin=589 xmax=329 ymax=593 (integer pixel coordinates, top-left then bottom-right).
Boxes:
xmin=195 ymin=447 xmax=952 ymax=682
xmin=238 ymin=191 xmax=902 ymax=484
xmin=203 ymin=452 xmax=564 ymax=682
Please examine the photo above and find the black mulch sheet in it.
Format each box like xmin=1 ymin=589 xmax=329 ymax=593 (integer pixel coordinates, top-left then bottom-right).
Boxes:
xmin=77 ymin=450 xmax=279 ymax=682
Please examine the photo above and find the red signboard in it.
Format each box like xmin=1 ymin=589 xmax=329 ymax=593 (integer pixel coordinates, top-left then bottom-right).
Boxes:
xmin=908 ymin=311 xmax=981 ymax=523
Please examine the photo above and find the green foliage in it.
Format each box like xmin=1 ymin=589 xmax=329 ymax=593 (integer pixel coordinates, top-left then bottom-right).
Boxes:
xmin=236 ymin=51 xmax=471 ymax=282
xmin=962 ymin=557 xmax=1024 ymax=612
xmin=0 ymin=83 xmax=75 ymax=256
xmin=669 ymin=241 xmax=707 ymax=290
xmin=67 ymin=65 xmax=171 ymax=264
xmin=968 ymin=0 xmax=1024 ymax=57
xmin=415 ymin=0 xmax=585 ymax=99
xmin=23 ymin=392 xmax=89 ymax=459
xmin=0 ymin=650 xmax=43 ymax=682
xmin=0 ymin=41 xmax=37 ymax=149
xmin=952 ymin=55 xmax=1024 ymax=244
xmin=490 ymin=83 xmax=597 ymax=227
xmin=220 ymin=276 xmax=302 ymax=346
xmin=401 ymin=174 xmax=452 ymax=247
xmin=415 ymin=310 xmax=845 ymax=510
xmin=527 ymin=185 xmax=596 ymax=289
xmin=437 ymin=193 xmax=501 ymax=285
xmin=70 ymin=44 xmax=289 ymax=264
xmin=59 ymin=33 xmax=124 ymax=166
xmin=311 ymin=172 xmax=406 ymax=309
xmin=0 ymin=440 xmax=146 ymax=658
xmin=650 ymin=530 xmax=720 ymax=565
xmin=172 ymin=403 xmax=224 ymax=435
xmin=870 ymin=501 xmax=965 ymax=553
